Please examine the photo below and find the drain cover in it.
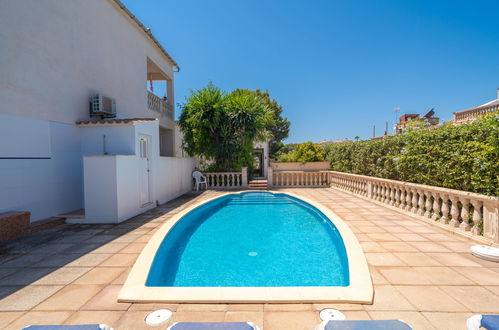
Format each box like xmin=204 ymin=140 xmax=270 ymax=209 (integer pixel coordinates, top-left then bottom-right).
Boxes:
xmin=248 ymin=252 xmax=258 ymax=256
xmin=145 ymin=309 xmax=172 ymax=326
xmin=320 ymin=308 xmax=346 ymax=321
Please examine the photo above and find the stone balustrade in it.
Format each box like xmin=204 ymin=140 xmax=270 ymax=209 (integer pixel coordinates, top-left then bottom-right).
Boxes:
xmin=204 ymin=168 xmax=248 ymax=189
xmin=453 ymin=103 xmax=498 ymax=124
xmin=272 ymin=170 xmax=329 ymax=187
xmin=329 ymin=171 xmax=499 ymax=243
xmin=147 ymin=90 xmax=174 ymax=119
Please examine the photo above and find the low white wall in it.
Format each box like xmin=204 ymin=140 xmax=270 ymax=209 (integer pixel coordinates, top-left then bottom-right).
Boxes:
xmin=81 ymin=155 xmax=194 ymax=223
xmin=156 ymin=157 xmax=195 ymax=204
xmin=83 ymin=156 xmax=119 ymax=223
xmin=82 ymin=155 xmax=155 ymax=223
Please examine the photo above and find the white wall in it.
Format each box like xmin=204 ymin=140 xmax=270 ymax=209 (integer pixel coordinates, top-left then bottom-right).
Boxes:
xmin=0 ymin=115 xmax=83 ymax=221
xmin=156 ymin=157 xmax=195 ymax=205
xmin=0 ymin=0 xmax=176 ymax=129
xmin=79 ymin=155 xmax=194 ymax=224
xmin=82 ymin=156 xmax=119 ymax=223
xmin=80 ymin=125 xmax=136 ymax=156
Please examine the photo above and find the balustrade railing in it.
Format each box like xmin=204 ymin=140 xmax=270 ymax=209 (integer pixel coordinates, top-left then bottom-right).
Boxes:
xmin=453 ymin=103 xmax=498 ymax=124
xmin=203 ymin=168 xmax=248 ymax=189
xmin=272 ymin=171 xmax=329 ymax=187
xmin=329 ymin=171 xmax=499 ymax=242
xmin=147 ymin=91 xmax=174 ymax=119
xmin=205 ymin=172 xmax=243 ymax=189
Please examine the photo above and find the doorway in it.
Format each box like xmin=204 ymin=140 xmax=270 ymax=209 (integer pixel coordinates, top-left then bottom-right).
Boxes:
xmin=253 ymin=148 xmax=264 ymax=178
xmin=139 ymin=135 xmax=152 ymax=206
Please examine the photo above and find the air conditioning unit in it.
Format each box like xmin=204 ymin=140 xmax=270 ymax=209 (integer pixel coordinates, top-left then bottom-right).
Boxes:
xmin=90 ymin=94 xmax=116 ymax=118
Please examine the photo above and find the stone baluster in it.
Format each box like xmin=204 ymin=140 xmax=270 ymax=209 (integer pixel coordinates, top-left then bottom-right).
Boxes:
xmin=394 ymin=187 xmax=401 ymax=207
xmin=388 ymin=185 xmax=395 ymax=205
xmin=399 ymin=189 xmax=406 ymax=209
xmin=459 ymin=198 xmax=471 ymax=231
xmin=405 ymin=189 xmax=412 ymax=211
xmin=424 ymin=191 xmax=433 ymax=218
xmin=431 ymin=192 xmax=441 ymax=220
xmin=417 ymin=190 xmax=425 ymax=216
xmin=449 ymin=196 xmax=460 ymax=227
xmin=470 ymin=200 xmax=483 ymax=235
xmin=410 ymin=189 xmax=419 ymax=213
xmin=440 ymin=194 xmax=450 ymax=223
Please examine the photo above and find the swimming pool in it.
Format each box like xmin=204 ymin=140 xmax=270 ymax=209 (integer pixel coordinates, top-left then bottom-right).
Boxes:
xmin=146 ymin=192 xmax=349 ymax=287
xmin=119 ymin=191 xmax=373 ymax=303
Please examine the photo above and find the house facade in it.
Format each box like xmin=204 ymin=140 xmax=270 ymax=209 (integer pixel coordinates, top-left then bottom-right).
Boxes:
xmin=0 ymin=0 xmax=194 ymax=224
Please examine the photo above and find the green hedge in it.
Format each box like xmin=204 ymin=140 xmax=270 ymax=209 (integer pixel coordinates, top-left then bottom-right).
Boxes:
xmin=323 ymin=112 xmax=499 ymax=196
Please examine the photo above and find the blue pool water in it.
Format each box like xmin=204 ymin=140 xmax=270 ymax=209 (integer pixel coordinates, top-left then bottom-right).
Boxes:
xmin=146 ymin=192 xmax=349 ymax=287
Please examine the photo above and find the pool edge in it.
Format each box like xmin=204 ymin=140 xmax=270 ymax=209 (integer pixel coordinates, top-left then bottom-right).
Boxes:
xmin=118 ymin=190 xmax=374 ymax=304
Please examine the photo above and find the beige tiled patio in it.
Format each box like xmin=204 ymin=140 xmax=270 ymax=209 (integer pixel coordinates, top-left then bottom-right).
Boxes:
xmin=1 ymin=188 xmax=498 ymax=329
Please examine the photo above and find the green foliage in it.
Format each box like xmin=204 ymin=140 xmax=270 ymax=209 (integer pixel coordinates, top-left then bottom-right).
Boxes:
xmin=324 ymin=112 xmax=499 ymax=196
xmin=234 ymin=89 xmax=290 ymax=158
xmin=277 ymin=142 xmax=326 ymax=163
xmin=178 ymin=83 xmax=274 ymax=171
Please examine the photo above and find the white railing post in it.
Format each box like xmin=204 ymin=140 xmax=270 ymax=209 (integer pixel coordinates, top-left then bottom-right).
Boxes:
xmin=241 ymin=167 xmax=248 ymax=188
xmin=483 ymin=200 xmax=499 ymax=242
xmin=268 ymin=166 xmax=273 ymax=187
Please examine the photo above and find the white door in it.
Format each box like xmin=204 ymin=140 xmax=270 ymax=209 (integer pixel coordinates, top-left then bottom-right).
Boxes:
xmin=139 ymin=136 xmax=151 ymax=206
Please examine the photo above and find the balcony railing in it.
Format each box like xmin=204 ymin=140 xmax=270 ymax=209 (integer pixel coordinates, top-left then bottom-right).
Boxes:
xmin=453 ymin=103 xmax=498 ymax=124
xmin=147 ymin=90 xmax=174 ymax=119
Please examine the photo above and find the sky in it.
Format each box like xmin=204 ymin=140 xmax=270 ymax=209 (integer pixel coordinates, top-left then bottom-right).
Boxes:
xmin=123 ymin=0 xmax=499 ymax=143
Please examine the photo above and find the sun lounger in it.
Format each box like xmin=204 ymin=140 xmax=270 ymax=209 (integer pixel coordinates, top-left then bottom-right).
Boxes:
xmin=467 ymin=314 xmax=499 ymax=330
xmin=23 ymin=325 xmax=112 ymax=330
xmin=316 ymin=319 xmax=412 ymax=330
xmin=167 ymin=322 xmax=259 ymax=330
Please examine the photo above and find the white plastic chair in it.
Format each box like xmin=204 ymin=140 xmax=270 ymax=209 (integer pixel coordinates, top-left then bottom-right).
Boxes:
xmin=192 ymin=171 xmax=207 ymax=191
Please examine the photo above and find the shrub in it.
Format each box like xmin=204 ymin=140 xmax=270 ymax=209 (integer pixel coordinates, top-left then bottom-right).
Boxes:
xmin=277 ymin=142 xmax=326 ymax=163
xmin=323 ymin=112 xmax=499 ymax=196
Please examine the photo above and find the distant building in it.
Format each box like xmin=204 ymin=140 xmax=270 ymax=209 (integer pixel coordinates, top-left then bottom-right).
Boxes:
xmin=453 ymin=88 xmax=499 ymax=124
xmin=396 ymin=110 xmax=439 ymax=133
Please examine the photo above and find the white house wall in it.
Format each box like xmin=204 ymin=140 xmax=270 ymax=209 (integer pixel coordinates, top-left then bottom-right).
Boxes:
xmin=0 ymin=114 xmax=83 ymax=222
xmin=0 ymin=0 xmax=175 ymax=128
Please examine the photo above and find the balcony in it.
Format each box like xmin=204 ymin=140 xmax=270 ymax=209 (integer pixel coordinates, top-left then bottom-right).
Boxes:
xmin=147 ymin=90 xmax=174 ymax=120
xmin=453 ymin=101 xmax=498 ymax=124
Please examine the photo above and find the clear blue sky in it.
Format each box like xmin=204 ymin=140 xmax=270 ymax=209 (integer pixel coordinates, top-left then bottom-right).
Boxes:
xmin=123 ymin=0 xmax=499 ymax=142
